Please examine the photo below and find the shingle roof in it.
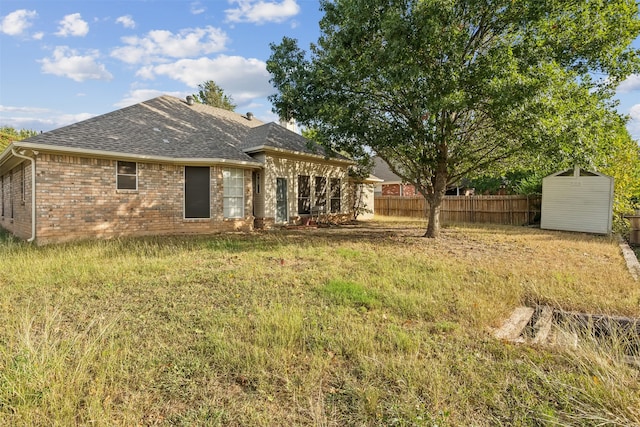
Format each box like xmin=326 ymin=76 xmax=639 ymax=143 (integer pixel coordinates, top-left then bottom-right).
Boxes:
xmin=241 ymin=122 xmax=350 ymax=162
xmin=12 ymin=95 xmax=350 ymax=165
xmin=372 ymin=156 xmax=403 ymax=182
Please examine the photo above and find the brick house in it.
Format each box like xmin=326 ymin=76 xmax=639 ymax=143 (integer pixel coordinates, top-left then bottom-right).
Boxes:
xmin=0 ymin=95 xmax=354 ymax=244
xmin=372 ymin=156 xmax=418 ymax=197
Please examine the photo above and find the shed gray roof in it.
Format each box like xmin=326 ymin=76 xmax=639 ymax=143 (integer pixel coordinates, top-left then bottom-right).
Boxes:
xmin=10 ymin=95 xmax=349 ymax=165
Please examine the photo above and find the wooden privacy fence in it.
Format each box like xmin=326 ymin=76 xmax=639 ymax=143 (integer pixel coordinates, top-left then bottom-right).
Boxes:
xmin=375 ymin=195 xmax=542 ymax=225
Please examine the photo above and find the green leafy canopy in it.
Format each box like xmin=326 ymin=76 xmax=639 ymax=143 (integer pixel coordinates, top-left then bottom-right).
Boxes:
xmin=267 ymin=0 xmax=640 ymax=237
xmin=192 ymin=80 xmax=237 ymax=111
xmin=0 ymin=126 xmax=39 ymax=151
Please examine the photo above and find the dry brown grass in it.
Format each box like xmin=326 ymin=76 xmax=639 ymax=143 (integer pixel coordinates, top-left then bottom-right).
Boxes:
xmin=0 ymin=220 xmax=638 ymax=426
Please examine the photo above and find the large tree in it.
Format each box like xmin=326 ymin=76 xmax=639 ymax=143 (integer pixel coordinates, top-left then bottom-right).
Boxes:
xmin=267 ymin=0 xmax=640 ymax=237
xmin=192 ymin=80 xmax=237 ymax=111
xmin=0 ymin=126 xmax=38 ymax=151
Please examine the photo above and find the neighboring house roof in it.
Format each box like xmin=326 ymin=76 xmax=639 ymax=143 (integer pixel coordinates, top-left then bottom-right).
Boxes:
xmin=372 ymin=156 xmax=405 ymax=183
xmin=2 ymin=95 xmax=351 ymax=167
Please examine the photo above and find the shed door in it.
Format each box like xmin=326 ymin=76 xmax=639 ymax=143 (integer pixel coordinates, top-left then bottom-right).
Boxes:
xmin=276 ymin=178 xmax=288 ymax=223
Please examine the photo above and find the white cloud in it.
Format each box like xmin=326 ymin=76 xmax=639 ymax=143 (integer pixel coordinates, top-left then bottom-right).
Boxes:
xmin=0 ymin=9 xmax=37 ymax=36
xmin=225 ymin=0 xmax=300 ymax=24
xmin=114 ymin=89 xmax=186 ymax=108
xmin=0 ymin=105 xmax=50 ymax=115
xmin=136 ymin=55 xmax=272 ymax=105
xmin=115 ymin=15 xmax=135 ymax=29
xmin=618 ymin=74 xmax=640 ymax=94
xmin=0 ymin=104 xmax=94 ymax=132
xmin=39 ymin=46 xmax=113 ymax=82
xmin=111 ymin=26 xmax=228 ymax=64
xmin=258 ymin=109 xmax=279 ymax=123
xmin=55 ymin=13 xmax=89 ymax=37
xmin=33 ymin=32 xmax=44 ymax=40
xmin=190 ymin=2 xmax=206 ymax=15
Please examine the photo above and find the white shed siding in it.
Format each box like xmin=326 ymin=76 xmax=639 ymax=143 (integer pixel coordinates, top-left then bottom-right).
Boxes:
xmin=541 ymin=169 xmax=613 ymax=234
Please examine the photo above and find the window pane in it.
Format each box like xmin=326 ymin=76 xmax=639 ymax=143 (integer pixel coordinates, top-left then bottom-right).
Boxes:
xmin=298 ymin=176 xmax=310 ymax=197
xmin=330 ymin=179 xmax=341 ymax=197
xmin=297 ymin=175 xmax=311 ymax=214
xmin=224 ymin=197 xmax=243 ymax=218
xmin=331 ymin=199 xmax=341 ymax=213
xmin=315 ymin=177 xmax=327 ymax=206
xmin=117 ymin=161 xmax=136 ymax=175
xmin=223 ymin=168 xmax=244 ymax=218
xmin=298 ymin=198 xmax=311 ymax=214
xmin=330 ymin=178 xmax=341 ymax=213
xmin=117 ymin=175 xmax=137 ymax=190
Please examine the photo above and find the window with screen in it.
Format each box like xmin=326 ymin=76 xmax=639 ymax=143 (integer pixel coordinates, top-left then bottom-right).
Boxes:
xmin=184 ymin=166 xmax=211 ymax=219
xmin=298 ymin=175 xmax=311 ymax=214
xmin=330 ymin=178 xmax=341 ymax=213
xmin=315 ymin=176 xmax=327 ymax=208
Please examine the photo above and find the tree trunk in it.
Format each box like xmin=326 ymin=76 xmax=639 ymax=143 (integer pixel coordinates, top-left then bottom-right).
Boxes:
xmin=424 ymin=158 xmax=448 ymax=238
xmin=424 ymin=191 xmax=444 ymax=238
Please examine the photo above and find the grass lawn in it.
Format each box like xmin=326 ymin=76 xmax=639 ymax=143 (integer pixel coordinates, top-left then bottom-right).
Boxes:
xmin=1 ymin=220 xmax=639 ymax=426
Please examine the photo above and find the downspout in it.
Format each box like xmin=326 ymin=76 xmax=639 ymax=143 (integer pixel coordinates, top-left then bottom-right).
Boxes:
xmin=11 ymin=149 xmax=36 ymax=243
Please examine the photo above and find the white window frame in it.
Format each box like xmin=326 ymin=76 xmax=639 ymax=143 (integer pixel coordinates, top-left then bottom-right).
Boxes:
xmin=116 ymin=161 xmax=138 ymax=190
xmin=223 ymin=168 xmax=244 ymax=219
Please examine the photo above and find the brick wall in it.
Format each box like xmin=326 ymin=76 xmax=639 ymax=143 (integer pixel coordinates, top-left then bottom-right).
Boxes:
xmin=0 ymin=162 xmax=33 ymax=240
xmin=30 ymin=154 xmax=254 ymax=244
xmin=381 ymin=183 xmax=417 ymax=197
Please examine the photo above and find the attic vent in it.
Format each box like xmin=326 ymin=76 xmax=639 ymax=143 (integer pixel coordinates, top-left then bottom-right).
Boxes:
xmin=186 ymin=95 xmax=195 ymax=106
xmin=246 ymin=112 xmax=254 ymax=120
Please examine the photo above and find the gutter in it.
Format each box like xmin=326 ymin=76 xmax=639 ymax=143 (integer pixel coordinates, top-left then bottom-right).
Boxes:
xmin=11 ymin=148 xmax=36 ymax=243
xmin=242 ymin=145 xmax=355 ymax=165
xmin=13 ymin=141 xmax=263 ymax=169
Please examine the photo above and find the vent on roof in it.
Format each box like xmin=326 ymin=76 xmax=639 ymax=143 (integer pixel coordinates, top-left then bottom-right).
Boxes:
xmin=246 ymin=112 xmax=254 ymax=120
xmin=186 ymin=95 xmax=195 ymax=106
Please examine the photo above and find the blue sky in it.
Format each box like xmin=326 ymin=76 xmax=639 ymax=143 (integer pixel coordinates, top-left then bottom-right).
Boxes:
xmin=1 ymin=0 xmax=639 ymax=141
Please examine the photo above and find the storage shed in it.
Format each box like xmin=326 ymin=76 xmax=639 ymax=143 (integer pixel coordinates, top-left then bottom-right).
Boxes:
xmin=541 ymin=166 xmax=614 ymax=234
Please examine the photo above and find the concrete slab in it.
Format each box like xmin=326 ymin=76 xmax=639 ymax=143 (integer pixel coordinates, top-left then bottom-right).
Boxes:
xmin=619 ymin=238 xmax=640 ymax=281
xmin=494 ymin=306 xmax=534 ymax=341
xmin=531 ymin=306 xmax=554 ymax=345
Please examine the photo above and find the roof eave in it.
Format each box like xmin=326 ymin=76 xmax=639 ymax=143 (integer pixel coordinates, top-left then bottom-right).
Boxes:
xmin=242 ymin=145 xmax=354 ymax=165
xmin=0 ymin=142 xmax=19 ymax=170
xmin=13 ymin=141 xmax=263 ymax=168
